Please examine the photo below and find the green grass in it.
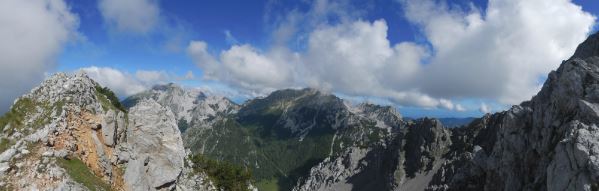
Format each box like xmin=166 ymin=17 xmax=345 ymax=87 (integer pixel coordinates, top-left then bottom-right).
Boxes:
xmin=0 ymin=97 xmax=65 ymax=137
xmin=57 ymin=158 xmax=112 ymax=191
xmin=0 ymin=98 xmax=39 ymax=135
xmin=255 ymin=178 xmax=280 ymax=191
xmin=0 ymin=138 xmax=13 ymax=154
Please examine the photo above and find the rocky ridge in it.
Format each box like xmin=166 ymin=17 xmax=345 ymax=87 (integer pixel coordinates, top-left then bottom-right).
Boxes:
xmin=0 ymin=72 xmax=216 ymax=190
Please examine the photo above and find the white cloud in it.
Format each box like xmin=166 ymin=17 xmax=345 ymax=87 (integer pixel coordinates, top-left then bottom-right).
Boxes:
xmin=0 ymin=0 xmax=79 ymax=112
xmin=455 ymin=104 xmax=466 ymax=112
xmin=401 ymin=0 xmax=596 ymax=104
xmin=187 ymin=41 xmax=221 ymax=80
xmin=188 ymin=20 xmax=456 ymax=110
xmin=187 ymin=41 xmax=297 ymax=95
xmin=81 ymin=67 xmax=209 ymax=98
xmin=135 ymin=70 xmax=168 ymax=84
xmin=188 ymin=0 xmax=596 ymax=112
xmin=98 ymin=0 xmax=159 ymax=34
xmin=81 ymin=67 xmax=148 ymax=96
xmin=479 ymin=103 xmax=491 ymax=113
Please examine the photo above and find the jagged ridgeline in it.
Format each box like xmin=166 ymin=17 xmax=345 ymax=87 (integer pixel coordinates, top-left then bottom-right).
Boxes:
xmin=122 ymin=85 xmax=403 ymax=190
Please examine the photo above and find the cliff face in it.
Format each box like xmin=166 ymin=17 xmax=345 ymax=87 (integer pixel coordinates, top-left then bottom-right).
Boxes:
xmin=295 ymin=33 xmax=599 ymax=191
xmin=0 ymin=73 xmax=215 ymax=191
xmin=428 ymin=33 xmax=599 ymax=191
xmin=293 ymin=118 xmax=452 ymax=191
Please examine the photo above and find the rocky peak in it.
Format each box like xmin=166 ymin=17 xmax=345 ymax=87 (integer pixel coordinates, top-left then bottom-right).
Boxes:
xmin=25 ymin=71 xmax=102 ymax=113
xmin=238 ymin=88 xmax=349 ymax=138
xmin=350 ymin=103 xmax=404 ymax=131
xmin=124 ymin=83 xmax=214 ymax=122
xmin=571 ymin=32 xmax=599 ymax=60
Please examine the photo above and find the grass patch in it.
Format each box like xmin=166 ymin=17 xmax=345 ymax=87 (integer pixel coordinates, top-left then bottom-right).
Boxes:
xmin=57 ymin=158 xmax=112 ymax=191
xmin=190 ymin=154 xmax=253 ymax=191
xmin=0 ymin=138 xmax=13 ymax=154
xmin=256 ymin=178 xmax=280 ymax=191
xmin=0 ymin=97 xmax=64 ymax=137
xmin=0 ymin=98 xmax=36 ymax=134
xmin=95 ymin=86 xmax=125 ymax=112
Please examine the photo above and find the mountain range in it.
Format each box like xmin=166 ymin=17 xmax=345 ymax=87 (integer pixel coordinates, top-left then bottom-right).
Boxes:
xmin=1 ymin=32 xmax=599 ymax=191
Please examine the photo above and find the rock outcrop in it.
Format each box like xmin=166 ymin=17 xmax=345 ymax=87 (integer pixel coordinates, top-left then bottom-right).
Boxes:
xmin=0 ymin=72 xmax=215 ymax=190
xmin=123 ymin=99 xmax=186 ymax=190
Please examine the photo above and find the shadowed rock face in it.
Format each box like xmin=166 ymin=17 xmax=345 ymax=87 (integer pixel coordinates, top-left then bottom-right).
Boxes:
xmin=295 ymin=32 xmax=599 ymax=191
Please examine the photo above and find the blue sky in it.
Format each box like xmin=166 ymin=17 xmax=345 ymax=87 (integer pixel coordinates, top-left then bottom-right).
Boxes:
xmin=1 ymin=0 xmax=598 ymax=118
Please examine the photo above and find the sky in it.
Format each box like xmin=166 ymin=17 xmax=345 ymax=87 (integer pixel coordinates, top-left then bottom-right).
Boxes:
xmin=0 ymin=0 xmax=598 ymax=118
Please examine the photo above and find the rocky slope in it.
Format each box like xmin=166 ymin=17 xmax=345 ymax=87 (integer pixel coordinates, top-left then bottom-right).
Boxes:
xmin=0 ymin=72 xmax=216 ymax=190
xmin=293 ymin=32 xmax=599 ymax=191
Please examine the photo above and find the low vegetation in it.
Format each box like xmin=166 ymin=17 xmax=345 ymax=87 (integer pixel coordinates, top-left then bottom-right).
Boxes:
xmin=190 ymin=154 xmax=253 ymax=191
xmin=57 ymin=157 xmax=112 ymax=191
xmin=0 ymin=138 xmax=13 ymax=153
xmin=95 ymin=86 xmax=126 ymax=112
xmin=0 ymin=98 xmax=36 ymax=133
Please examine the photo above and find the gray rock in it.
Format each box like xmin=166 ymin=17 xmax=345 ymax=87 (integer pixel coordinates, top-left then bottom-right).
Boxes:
xmin=0 ymin=148 xmax=16 ymax=162
xmin=102 ymin=110 xmax=117 ymax=147
xmin=124 ymin=99 xmax=186 ymax=190
xmin=0 ymin=162 xmax=10 ymax=175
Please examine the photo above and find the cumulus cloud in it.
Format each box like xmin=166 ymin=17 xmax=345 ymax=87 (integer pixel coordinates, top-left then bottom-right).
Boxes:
xmin=0 ymin=0 xmax=79 ymax=113
xmin=81 ymin=67 xmax=148 ymax=96
xmin=98 ymin=0 xmax=159 ymax=34
xmin=401 ymin=0 xmax=596 ymax=104
xmin=188 ymin=0 xmax=596 ymax=112
xmin=135 ymin=70 xmax=168 ymax=84
xmin=187 ymin=41 xmax=297 ymax=95
xmin=80 ymin=66 xmax=188 ymax=97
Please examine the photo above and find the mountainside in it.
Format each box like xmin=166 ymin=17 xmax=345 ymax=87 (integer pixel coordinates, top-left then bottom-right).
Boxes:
xmin=0 ymin=73 xmax=219 ymax=190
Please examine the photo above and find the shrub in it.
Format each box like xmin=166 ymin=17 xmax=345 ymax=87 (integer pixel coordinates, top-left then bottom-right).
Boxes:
xmin=95 ymin=86 xmax=126 ymax=112
xmin=190 ymin=154 xmax=252 ymax=191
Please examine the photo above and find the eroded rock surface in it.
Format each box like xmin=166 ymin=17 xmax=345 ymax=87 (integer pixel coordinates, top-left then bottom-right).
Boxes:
xmin=123 ymin=99 xmax=186 ymax=190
